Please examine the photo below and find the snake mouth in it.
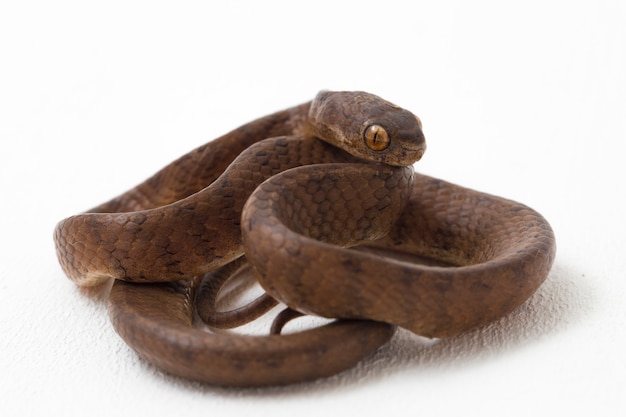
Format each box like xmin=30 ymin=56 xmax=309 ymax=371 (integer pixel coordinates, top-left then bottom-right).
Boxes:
xmin=410 ymin=146 xmax=426 ymax=162
xmin=381 ymin=145 xmax=425 ymax=167
xmin=395 ymin=144 xmax=426 ymax=165
xmin=399 ymin=127 xmax=426 ymax=164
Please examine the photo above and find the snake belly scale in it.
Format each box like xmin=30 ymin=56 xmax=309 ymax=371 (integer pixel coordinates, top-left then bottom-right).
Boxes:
xmin=54 ymin=91 xmax=555 ymax=386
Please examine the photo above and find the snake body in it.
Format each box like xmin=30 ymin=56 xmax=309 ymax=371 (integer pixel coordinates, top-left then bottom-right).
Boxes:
xmin=54 ymin=91 xmax=555 ymax=386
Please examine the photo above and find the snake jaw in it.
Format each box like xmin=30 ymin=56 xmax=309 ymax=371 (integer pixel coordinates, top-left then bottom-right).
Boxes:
xmin=402 ymin=141 xmax=427 ymax=164
xmin=406 ymin=141 xmax=426 ymax=165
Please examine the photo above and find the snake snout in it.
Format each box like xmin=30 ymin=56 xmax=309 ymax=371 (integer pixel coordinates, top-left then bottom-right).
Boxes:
xmin=402 ymin=123 xmax=426 ymax=163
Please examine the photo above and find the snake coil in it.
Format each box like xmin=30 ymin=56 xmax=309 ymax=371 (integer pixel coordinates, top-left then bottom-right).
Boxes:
xmin=54 ymin=91 xmax=555 ymax=386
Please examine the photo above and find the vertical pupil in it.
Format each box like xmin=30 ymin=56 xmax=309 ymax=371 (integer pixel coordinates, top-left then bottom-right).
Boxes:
xmin=364 ymin=125 xmax=389 ymax=151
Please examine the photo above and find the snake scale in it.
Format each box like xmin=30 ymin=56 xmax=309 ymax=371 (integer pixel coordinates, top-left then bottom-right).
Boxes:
xmin=54 ymin=91 xmax=556 ymax=386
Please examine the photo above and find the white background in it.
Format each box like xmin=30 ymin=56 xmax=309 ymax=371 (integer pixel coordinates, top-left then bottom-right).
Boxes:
xmin=1 ymin=0 xmax=625 ymax=415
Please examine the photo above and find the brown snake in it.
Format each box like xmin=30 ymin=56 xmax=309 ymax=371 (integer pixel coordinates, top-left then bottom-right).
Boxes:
xmin=54 ymin=91 xmax=555 ymax=386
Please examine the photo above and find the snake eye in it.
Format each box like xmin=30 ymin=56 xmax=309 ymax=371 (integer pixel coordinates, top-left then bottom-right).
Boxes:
xmin=363 ymin=124 xmax=390 ymax=151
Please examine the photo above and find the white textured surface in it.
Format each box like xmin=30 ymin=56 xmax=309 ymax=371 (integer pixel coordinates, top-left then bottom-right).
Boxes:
xmin=1 ymin=1 xmax=625 ymax=416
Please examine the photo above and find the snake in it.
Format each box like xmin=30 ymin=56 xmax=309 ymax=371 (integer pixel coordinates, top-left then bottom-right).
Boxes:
xmin=53 ymin=90 xmax=556 ymax=387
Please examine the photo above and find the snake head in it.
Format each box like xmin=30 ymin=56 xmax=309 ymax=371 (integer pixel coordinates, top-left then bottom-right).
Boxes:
xmin=308 ymin=90 xmax=426 ymax=167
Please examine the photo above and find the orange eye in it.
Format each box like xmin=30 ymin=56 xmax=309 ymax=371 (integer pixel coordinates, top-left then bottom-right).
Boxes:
xmin=363 ymin=125 xmax=390 ymax=151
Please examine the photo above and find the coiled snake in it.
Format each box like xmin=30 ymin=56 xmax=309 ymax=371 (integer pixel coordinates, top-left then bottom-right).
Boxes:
xmin=54 ymin=91 xmax=555 ymax=386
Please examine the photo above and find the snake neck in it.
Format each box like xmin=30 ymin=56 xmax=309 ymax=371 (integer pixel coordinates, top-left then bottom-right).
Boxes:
xmin=287 ymin=101 xmax=314 ymax=138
